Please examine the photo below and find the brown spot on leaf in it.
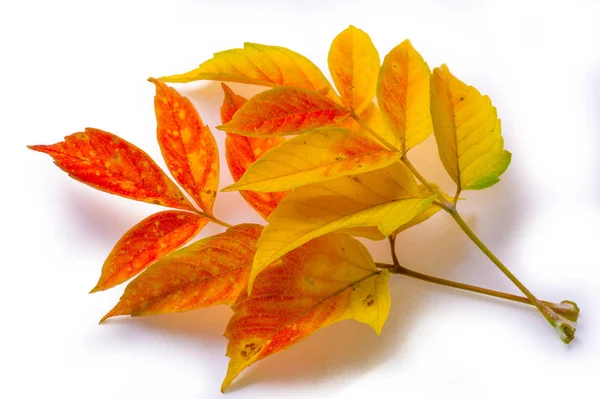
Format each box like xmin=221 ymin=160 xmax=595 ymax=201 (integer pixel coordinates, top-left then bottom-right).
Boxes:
xmin=363 ymin=294 xmax=375 ymax=307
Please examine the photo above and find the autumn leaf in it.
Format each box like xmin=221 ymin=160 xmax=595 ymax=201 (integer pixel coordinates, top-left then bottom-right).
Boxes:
xmin=160 ymin=42 xmax=337 ymax=100
xmin=221 ymin=83 xmax=287 ymax=219
xmin=248 ymin=164 xmax=436 ymax=291
xmin=430 ymin=65 xmax=511 ymax=190
xmin=150 ymin=78 xmax=219 ymax=216
xmin=223 ymin=128 xmax=400 ymax=192
xmin=217 ymin=87 xmax=350 ymax=137
xmin=90 ymin=211 xmax=208 ymax=292
xmin=28 ymin=128 xmax=195 ymax=211
xmin=222 ymin=233 xmax=390 ymax=391
xmin=100 ymin=224 xmax=262 ymax=321
xmin=377 ymin=40 xmax=433 ymax=153
xmin=328 ymin=25 xmax=380 ymax=113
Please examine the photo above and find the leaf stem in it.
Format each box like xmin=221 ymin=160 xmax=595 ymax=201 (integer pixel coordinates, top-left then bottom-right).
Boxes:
xmin=452 ymin=188 xmax=462 ymax=205
xmin=350 ymin=112 xmax=397 ymax=151
xmin=209 ymin=216 xmax=232 ymax=229
xmin=193 ymin=209 xmax=232 ymax=229
xmin=349 ymin=113 xmax=578 ymax=342
xmin=376 ymin=262 xmax=579 ymax=322
xmin=400 ymin=155 xmax=453 ymax=209
xmin=446 ymin=208 xmax=576 ymax=343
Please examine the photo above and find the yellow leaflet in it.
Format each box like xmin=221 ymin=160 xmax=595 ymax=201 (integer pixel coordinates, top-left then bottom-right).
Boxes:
xmin=247 ymin=163 xmax=434 ymax=292
xmin=430 ymin=65 xmax=511 ymax=190
xmin=328 ymin=25 xmax=380 ymax=113
xmin=348 ymin=269 xmax=391 ymax=336
xmin=377 ymin=40 xmax=433 ymax=153
xmin=222 ymin=128 xmax=400 ymax=192
xmin=160 ymin=42 xmax=337 ymax=100
xmin=250 ymin=196 xmax=434 ymax=291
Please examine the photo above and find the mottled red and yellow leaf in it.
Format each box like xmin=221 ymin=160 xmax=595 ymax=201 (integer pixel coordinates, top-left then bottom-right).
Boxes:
xmin=160 ymin=43 xmax=336 ymax=100
xmin=150 ymin=78 xmax=219 ymax=215
xmin=90 ymin=211 xmax=208 ymax=292
xmin=100 ymin=224 xmax=262 ymax=321
xmin=222 ymin=233 xmax=390 ymax=391
xmin=217 ymin=87 xmax=350 ymax=137
xmin=221 ymin=84 xmax=287 ymax=219
xmin=430 ymin=65 xmax=511 ymax=190
xmin=249 ymin=164 xmax=436 ymax=291
xmin=28 ymin=128 xmax=195 ymax=211
xmin=223 ymin=128 xmax=399 ymax=192
xmin=328 ymin=25 xmax=380 ymax=113
xmin=377 ymin=40 xmax=433 ymax=153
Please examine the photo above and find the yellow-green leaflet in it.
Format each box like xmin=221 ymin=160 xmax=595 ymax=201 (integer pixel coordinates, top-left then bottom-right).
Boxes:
xmin=430 ymin=65 xmax=511 ymax=190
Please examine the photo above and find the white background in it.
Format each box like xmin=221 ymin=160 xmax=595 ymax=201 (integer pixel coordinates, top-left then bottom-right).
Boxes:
xmin=2 ymin=1 xmax=599 ymax=398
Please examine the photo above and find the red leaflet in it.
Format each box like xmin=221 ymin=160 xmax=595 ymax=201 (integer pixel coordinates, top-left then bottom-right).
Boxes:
xmin=90 ymin=210 xmax=208 ymax=292
xmin=221 ymin=83 xmax=287 ymax=218
xmin=101 ymin=224 xmax=262 ymax=321
xmin=217 ymin=86 xmax=350 ymax=136
xmin=150 ymin=79 xmax=219 ymax=215
xmin=29 ymin=128 xmax=195 ymax=211
xmin=221 ymin=233 xmax=389 ymax=391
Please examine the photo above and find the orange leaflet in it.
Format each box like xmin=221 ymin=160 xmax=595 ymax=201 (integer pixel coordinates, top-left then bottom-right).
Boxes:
xmin=221 ymin=233 xmax=390 ymax=391
xmin=217 ymin=87 xmax=350 ymax=137
xmin=29 ymin=128 xmax=195 ymax=211
xmin=100 ymin=224 xmax=262 ymax=322
xmin=150 ymin=79 xmax=219 ymax=216
xmin=90 ymin=210 xmax=208 ymax=292
xmin=220 ymin=84 xmax=287 ymax=219
xmin=377 ymin=40 xmax=432 ymax=153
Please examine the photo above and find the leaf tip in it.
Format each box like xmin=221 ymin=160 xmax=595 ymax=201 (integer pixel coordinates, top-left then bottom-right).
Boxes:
xmin=27 ymin=144 xmax=47 ymax=153
xmin=221 ymin=81 xmax=233 ymax=93
xmin=89 ymin=285 xmax=102 ymax=294
xmin=221 ymin=183 xmax=238 ymax=193
xmin=221 ymin=360 xmax=246 ymax=393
